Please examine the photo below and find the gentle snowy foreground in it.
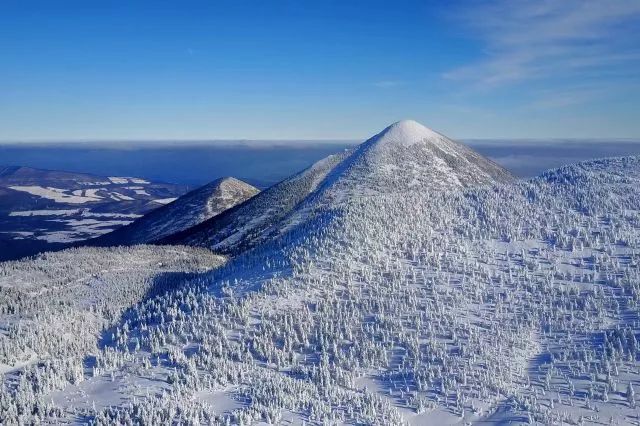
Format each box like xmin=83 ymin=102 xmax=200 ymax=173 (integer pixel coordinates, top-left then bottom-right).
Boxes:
xmin=2 ymin=121 xmax=640 ymax=425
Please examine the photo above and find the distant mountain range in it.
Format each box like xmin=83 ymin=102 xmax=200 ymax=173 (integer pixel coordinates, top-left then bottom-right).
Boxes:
xmin=0 ymin=166 xmax=262 ymax=261
xmin=0 ymin=166 xmax=189 ymax=260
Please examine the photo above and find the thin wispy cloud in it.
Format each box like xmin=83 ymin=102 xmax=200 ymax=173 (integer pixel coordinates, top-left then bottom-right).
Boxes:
xmin=528 ymin=86 xmax=606 ymax=109
xmin=445 ymin=0 xmax=640 ymax=88
xmin=372 ymin=80 xmax=405 ymax=88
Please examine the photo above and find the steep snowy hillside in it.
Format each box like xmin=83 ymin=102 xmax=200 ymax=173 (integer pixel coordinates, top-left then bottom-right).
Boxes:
xmin=322 ymin=119 xmax=514 ymax=195
xmin=141 ymin=155 xmax=640 ymax=424
xmin=167 ymin=121 xmax=513 ymax=253
xmin=277 ymin=120 xmax=515 ymax=237
xmin=90 ymin=177 xmax=258 ymax=246
xmin=0 ymin=245 xmax=224 ymax=419
xmin=2 ymin=122 xmax=640 ymax=425
xmin=162 ymin=149 xmax=352 ymax=254
xmin=0 ymin=166 xmax=188 ymax=260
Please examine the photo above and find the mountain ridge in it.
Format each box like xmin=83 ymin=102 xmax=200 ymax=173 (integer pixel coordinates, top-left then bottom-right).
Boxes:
xmin=158 ymin=149 xmax=351 ymax=253
xmin=88 ymin=176 xmax=259 ymax=246
xmin=163 ymin=120 xmax=515 ymax=253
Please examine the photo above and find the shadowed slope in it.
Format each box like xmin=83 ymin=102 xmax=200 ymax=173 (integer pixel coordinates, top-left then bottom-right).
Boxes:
xmin=90 ymin=177 xmax=258 ymax=246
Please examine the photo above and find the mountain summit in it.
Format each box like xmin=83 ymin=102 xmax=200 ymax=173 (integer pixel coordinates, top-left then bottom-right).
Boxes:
xmin=365 ymin=119 xmax=444 ymax=148
xmin=164 ymin=120 xmax=514 ymax=253
xmin=91 ymin=176 xmax=258 ymax=246
xmin=320 ymin=119 xmax=514 ymax=196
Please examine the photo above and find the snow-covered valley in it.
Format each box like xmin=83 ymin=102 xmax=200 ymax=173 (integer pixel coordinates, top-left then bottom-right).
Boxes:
xmin=2 ymin=121 xmax=640 ymax=425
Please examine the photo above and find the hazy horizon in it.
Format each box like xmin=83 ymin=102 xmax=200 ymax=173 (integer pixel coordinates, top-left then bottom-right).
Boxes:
xmin=1 ymin=136 xmax=640 ymax=146
xmin=3 ymin=138 xmax=640 ymax=189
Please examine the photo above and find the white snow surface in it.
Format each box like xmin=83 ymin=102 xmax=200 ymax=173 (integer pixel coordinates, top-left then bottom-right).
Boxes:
xmin=107 ymin=177 xmax=129 ymax=184
xmin=152 ymin=197 xmax=178 ymax=204
xmin=368 ymin=119 xmax=444 ymax=148
xmin=8 ymin=186 xmax=103 ymax=204
xmin=9 ymin=209 xmax=81 ymax=217
xmin=3 ymin=122 xmax=640 ymax=425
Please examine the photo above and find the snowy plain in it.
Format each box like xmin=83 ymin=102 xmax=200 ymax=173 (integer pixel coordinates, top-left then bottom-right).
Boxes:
xmin=0 ymin=166 xmax=188 ymax=260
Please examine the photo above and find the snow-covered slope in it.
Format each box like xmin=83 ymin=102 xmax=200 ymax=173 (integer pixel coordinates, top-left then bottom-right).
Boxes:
xmin=162 ymin=149 xmax=352 ymax=253
xmin=170 ymin=154 xmax=640 ymax=424
xmin=167 ymin=120 xmax=514 ymax=253
xmin=0 ymin=245 xmax=224 ymax=418
xmin=3 ymin=122 xmax=640 ymax=425
xmin=90 ymin=177 xmax=258 ymax=246
xmin=322 ymin=119 xmax=514 ymax=195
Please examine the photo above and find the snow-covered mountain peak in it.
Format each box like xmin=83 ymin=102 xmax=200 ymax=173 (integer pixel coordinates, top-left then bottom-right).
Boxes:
xmin=204 ymin=176 xmax=257 ymax=200
xmin=88 ymin=176 xmax=258 ymax=246
xmin=318 ymin=120 xmax=515 ymax=197
xmin=203 ymin=177 xmax=259 ymax=217
xmin=6 ymin=129 xmax=640 ymax=424
xmin=216 ymin=176 xmax=247 ymax=186
xmin=369 ymin=119 xmax=443 ymax=149
xmin=165 ymin=121 xmax=514 ymax=252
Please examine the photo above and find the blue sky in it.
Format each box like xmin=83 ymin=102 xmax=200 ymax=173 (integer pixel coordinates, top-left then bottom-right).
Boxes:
xmin=1 ymin=0 xmax=639 ymax=140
